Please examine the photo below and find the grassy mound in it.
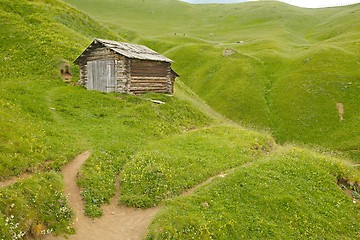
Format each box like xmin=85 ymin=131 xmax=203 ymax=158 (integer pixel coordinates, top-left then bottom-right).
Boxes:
xmin=120 ymin=125 xmax=275 ymax=208
xmin=148 ymin=146 xmax=360 ymax=239
xmin=0 ymin=172 xmax=73 ymax=239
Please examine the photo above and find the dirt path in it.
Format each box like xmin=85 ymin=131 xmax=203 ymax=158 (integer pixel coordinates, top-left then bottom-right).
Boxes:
xmin=183 ymin=172 xmax=229 ymax=197
xmin=43 ymin=151 xmax=159 ymax=240
xmin=2 ymin=151 xmax=250 ymax=240
xmin=42 ymin=153 xmax=250 ymax=240
xmin=0 ymin=174 xmax=32 ymax=188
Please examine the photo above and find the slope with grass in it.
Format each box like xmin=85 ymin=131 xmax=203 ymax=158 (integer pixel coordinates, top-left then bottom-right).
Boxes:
xmin=1 ymin=0 xmax=360 ymax=239
xmin=0 ymin=0 xmax=211 ymax=237
xmin=63 ymin=0 xmax=360 ymax=162
xmin=0 ymin=0 xmax=121 ymax=180
xmin=0 ymin=0 xmax=120 ymax=236
xmin=148 ymin=147 xmax=360 ymax=239
xmin=119 ymin=125 xmax=275 ymax=208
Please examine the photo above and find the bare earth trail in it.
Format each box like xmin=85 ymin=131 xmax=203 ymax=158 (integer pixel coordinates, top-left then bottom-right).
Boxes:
xmin=43 ymin=150 xmax=234 ymax=240
xmin=0 ymin=150 xmax=255 ymax=240
xmin=42 ymin=151 xmax=158 ymax=240
xmin=0 ymin=174 xmax=32 ymax=188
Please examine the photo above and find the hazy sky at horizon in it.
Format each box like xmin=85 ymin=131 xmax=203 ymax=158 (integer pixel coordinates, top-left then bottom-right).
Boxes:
xmin=180 ymin=0 xmax=360 ymax=8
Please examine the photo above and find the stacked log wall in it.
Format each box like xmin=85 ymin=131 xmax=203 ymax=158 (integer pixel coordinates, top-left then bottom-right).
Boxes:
xmin=129 ymin=60 xmax=171 ymax=94
xmin=78 ymin=65 xmax=87 ymax=86
xmin=115 ymin=56 xmax=128 ymax=93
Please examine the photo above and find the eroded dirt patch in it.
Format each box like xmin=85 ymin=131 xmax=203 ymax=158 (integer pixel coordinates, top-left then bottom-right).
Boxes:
xmin=0 ymin=174 xmax=32 ymax=188
xmin=336 ymin=102 xmax=344 ymax=122
xmin=338 ymin=177 xmax=360 ymax=204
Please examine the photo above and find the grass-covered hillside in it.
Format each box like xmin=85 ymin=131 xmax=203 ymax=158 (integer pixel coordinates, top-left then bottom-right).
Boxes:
xmin=0 ymin=0 xmax=119 ymax=237
xmin=1 ymin=0 xmax=359 ymax=239
xmin=148 ymin=146 xmax=360 ymax=239
xmin=64 ymin=0 xmax=360 ymax=162
xmin=0 ymin=0 xmax=210 ymax=237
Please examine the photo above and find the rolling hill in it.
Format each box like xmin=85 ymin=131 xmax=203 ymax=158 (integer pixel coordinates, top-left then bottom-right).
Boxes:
xmin=63 ymin=0 xmax=360 ymax=162
xmin=0 ymin=0 xmax=359 ymax=239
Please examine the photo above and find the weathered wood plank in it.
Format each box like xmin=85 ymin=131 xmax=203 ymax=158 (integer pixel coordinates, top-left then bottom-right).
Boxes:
xmin=131 ymin=76 xmax=168 ymax=80
xmin=130 ymin=89 xmax=168 ymax=94
xmin=131 ymin=72 xmax=168 ymax=77
xmin=130 ymin=87 xmax=168 ymax=91
xmin=131 ymin=79 xmax=167 ymax=83
xmin=130 ymin=59 xmax=169 ymax=78
xmin=131 ymin=84 xmax=167 ymax=89
xmin=131 ymin=82 xmax=168 ymax=85
xmin=86 ymin=60 xmax=116 ymax=92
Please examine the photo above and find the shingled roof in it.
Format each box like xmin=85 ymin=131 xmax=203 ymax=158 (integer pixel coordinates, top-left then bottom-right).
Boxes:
xmin=75 ymin=38 xmax=173 ymax=63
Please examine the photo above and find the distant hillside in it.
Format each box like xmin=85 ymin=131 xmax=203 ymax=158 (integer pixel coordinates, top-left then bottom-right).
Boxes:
xmin=64 ymin=0 xmax=360 ymax=161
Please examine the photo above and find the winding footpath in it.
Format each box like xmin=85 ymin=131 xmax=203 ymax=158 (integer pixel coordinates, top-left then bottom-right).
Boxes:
xmin=43 ymin=151 xmax=158 ymax=240
xmin=1 ymin=151 xmax=237 ymax=240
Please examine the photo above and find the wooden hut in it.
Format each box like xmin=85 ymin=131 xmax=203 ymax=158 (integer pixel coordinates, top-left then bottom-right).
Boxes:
xmin=74 ymin=39 xmax=178 ymax=94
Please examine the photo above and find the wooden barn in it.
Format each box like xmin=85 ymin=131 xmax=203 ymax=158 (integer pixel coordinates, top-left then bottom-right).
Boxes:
xmin=74 ymin=39 xmax=178 ymax=94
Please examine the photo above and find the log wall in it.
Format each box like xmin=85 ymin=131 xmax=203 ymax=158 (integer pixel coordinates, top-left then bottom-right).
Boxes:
xmin=79 ymin=65 xmax=87 ymax=86
xmin=114 ymin=56 xmax=127 ymax=93
xmin=129 ymin=60 xmax=171 ymax=94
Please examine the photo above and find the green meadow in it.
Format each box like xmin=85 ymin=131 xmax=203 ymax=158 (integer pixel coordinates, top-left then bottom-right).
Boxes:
xmin=148 ymin=146 xmax=360 ymax=239
xmin=0 ymin=0 xmax=359 ymax=239
xmin=65 ymin=0 xmax=360 ymax=161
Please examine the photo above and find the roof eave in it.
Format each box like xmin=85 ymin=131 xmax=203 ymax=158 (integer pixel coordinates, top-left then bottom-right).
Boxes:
xmin=74 ymin=39 xmax=99 ymax=65
xmin=74 ymin=38 xmax=174 ymax=64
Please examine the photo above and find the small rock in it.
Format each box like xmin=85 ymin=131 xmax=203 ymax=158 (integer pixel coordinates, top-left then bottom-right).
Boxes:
xmin=202 ymin=202 xmax=209 ymax=208
xmin=222 ymin=49 xmax=237 ymax=57
xmin=219 ymin=173 xmax=226 ymax=178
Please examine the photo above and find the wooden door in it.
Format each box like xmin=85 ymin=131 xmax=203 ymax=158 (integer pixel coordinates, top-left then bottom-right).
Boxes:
xmin=87 ymin=60 xmax=116 ymax=92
